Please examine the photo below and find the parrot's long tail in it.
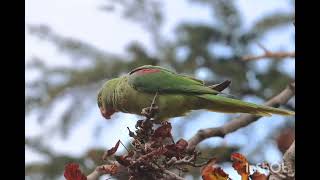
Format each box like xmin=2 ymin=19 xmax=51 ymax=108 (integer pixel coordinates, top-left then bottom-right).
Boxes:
xmin=198 ymin=94 xmax=295 ymax=116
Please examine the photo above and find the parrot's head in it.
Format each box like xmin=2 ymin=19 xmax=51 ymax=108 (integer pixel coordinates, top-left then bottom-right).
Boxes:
xmin=97 ymin=78 xmax=119 ymax=120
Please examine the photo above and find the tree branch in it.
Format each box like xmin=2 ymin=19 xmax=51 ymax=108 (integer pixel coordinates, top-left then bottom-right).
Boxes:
xmin=163 ymin=170 xmax=185 ymax=180
xmin=187 ymin=82 xmax=295 ymax=151
xmin=268 ymin=140 xmax=295 ymax=180
xmin=242 ymin=51 xmax=295 ymax=61
xmin=242 ymin=43 xmax=295 ymax=61
xmin=166 ymin=156 xmax=207 ymax=168
xmin=86 ymin=168 xmax=101 ymax=180
xmin=283 ymin=140 xmax=295 ymax=175
xmin=87 ymin=165 xmax=113 ymax=180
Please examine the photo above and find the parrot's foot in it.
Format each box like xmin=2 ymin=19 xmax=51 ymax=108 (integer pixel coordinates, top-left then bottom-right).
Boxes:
xmin=141 ymin=106 xmax=159 ymax=119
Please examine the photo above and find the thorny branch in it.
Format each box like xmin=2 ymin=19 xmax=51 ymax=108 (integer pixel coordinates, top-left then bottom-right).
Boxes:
xmin=187 ymin=82 xmax=295 ymax=152
xmin=242 ymin=43 xmax=295 ymax=61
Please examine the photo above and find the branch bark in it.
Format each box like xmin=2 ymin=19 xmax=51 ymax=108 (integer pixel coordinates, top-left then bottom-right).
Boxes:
xmin=283 ymin=141 xmax=295 ymax=176
xmin=163 ymin=170 xmax=185 ymax=180
xmin=242 ymin=43 xmax=295 ymax=61
xmin=269 ymin=141 xmax=295 ymax=180
xmin=242 ymin=51 xmax=295 ymax=61
xmin=87 ymin=165 xmax=110 ymax=180
xmin=86 ymin=169 xmax=101 ymax=180
xmin=187 ymin=82 xmax=295 ymax=152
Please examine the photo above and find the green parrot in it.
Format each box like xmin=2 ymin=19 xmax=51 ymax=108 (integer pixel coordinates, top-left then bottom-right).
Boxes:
xmin=97 ymin=65 xmax=294 ymax=122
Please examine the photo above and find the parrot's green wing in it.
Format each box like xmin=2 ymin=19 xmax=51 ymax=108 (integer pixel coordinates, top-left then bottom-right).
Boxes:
xmin=128 ymin=65 xmax=222 ymax=95
xmin=125 ymin=65 xmax=294 ymax=117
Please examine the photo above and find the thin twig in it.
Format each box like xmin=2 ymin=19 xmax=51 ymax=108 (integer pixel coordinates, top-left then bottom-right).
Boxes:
xmin=119 ymin=140 xmax=130 ymax=153
xmin=152 ymin=92 xmax=159 ymax=106
xmin=257 ymin=42 xmax=270 ymax=53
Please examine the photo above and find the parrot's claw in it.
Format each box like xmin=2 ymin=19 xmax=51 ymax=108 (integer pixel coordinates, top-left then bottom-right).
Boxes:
xmin=141 ymin=106 xmax=159 ymax=119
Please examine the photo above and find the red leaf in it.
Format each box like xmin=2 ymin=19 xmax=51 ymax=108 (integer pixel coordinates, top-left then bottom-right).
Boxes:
xmin=152 ymin=122 xmax=172 ymax=139
xmin=103 ymin=140 xmax=120 ymax=159
xmin=64 ymin=163 xmax=87 ymax=180
xmin=175 ymin=139 xmax=188 ymax=151
xmin=164 ymin=144 xmax=177 ymax=158
xmin=231 ymin=153 xmax=249 ymax=180
xmin=164 ymin=139 xmax=188 ymax=158
xmin=251 ymin=171 xmax=268 ymax=180
xmin=115 ymin=155 xmax=131 ymax=167
xmin=201 ymin=158 xmax=229 ymax=180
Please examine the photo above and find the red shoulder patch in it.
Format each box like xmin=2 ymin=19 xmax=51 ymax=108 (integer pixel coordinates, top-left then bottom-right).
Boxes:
xmin=133 ymin=68 xmax=161 ymax=75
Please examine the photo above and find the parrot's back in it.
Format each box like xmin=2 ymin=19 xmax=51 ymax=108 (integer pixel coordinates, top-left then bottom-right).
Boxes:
xmin=111 ymin=69 xmax=294 ymax=122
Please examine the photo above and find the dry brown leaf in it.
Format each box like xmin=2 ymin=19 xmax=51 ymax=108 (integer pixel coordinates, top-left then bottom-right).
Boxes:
xmin=103 ymin=140 xmax=120 ymax=160
xmin=231 ymin=153 xmax=249 ymax=180
xmin=201 ymin=158 xmax=229 ymax=180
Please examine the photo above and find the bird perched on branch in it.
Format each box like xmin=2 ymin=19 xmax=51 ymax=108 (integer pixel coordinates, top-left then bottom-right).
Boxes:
xmin=97 ymin=65 xmax=294 ymax=122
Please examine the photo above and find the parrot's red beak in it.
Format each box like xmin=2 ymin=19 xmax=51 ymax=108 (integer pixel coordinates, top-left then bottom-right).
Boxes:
xmin=100 ymin=107 xmax=116 ymax=120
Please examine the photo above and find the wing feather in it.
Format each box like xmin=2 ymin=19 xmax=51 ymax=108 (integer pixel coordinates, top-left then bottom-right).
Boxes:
xmin=128 ymin=66 xmax=221 ymax=95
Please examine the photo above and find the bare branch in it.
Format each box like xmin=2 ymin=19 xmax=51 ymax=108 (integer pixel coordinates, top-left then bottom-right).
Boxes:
xmin=187 ymin=82 xmax=295 ymax=151
xmin=242 ymin=43 xmax=294 ymax=61
xmin=163 ymin=170 xmax=185 ymax=180
xmin=166 ymin=156 xmax=207 ymax=168
xmin=86 ymin=170 xmax=101 ymax=180
xmin=242 ymin=51 xmax=295 ymax=61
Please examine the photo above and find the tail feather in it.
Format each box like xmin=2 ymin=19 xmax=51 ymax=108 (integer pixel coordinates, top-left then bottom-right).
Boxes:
xmin=198 ymin=94 xmax=295 ymax=116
